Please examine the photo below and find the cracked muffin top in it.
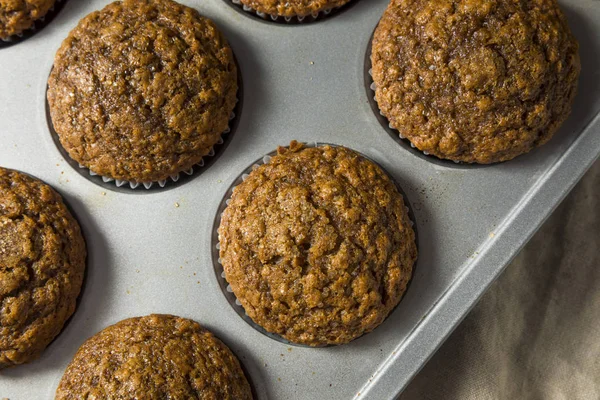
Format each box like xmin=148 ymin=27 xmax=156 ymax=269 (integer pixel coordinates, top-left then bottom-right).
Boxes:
xmin=218 ymin=142 xmax=417 ymax=346
xmin=47 ymin=0 xmax=238 ymax=182
xmin=0 ymin=0 xmax=56 ymax=39
xmin=238 ymin=0 xmax=351 ymax=18
xmin=0 ymin=167 xmax=86 ymax=369
xmin=55 ymin=314 xmax=253 ymax=400
xmin=371 ymin=0 xmax=580 ymax=164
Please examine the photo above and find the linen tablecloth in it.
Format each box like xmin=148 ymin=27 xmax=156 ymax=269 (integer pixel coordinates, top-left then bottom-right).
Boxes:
xmin=401 ymin=159 xmax=600 ymax=400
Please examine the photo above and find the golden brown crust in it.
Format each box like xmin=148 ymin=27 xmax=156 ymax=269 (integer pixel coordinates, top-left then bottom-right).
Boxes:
xmin=0 ymin=0 xmax=56 ymax=39
xmin=371 ymin=0 xmax=580 ymax=164
xmin=0 ymin=167 xmax=86 ymax=369
xmin=218 ymin=142 xmax=417 ymax=346
xmin=47 ymin=0 xmax=238 ymax=182
xmin=239 ymin=0 xmax=350 ymax=17
xmin=55 ymin=315 xmax=253 ymax=400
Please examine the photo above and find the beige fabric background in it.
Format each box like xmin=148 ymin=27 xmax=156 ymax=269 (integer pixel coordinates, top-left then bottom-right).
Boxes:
xmin=400 ymin=160 xmax=600 ymax=400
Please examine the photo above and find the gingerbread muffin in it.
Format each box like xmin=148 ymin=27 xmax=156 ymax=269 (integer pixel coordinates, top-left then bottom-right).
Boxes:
xmin=371 ymin=0 xmax=580 ymax=164
xmin=55 ymin=315 xmax=253 ymax=399
xmin=47 ymin=0 xmax=238 ymax=183
xmin=0 ymin=0 xmax=56 ymax=39
xmin=0 ymin=167 xmax=86 ymax=369
xmin=238 ymin=0 xmax=351 ymax=18
xmin=218 ymin=142 xmax=417 ymax=346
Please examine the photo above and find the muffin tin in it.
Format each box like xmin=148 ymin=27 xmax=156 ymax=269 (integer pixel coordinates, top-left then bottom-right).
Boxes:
xmin=1 ymin=0 xmax=600 ymax=399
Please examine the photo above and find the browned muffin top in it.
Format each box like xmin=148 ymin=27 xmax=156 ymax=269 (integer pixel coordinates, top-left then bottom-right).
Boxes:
xmin=219 ymin=142 xmax=417 ymax=346
xmin=55 ymin=314 xmax=253 ymax=400
xmin=0 ymin=0 xmax=56 ymax=39
xmin=0 ymin=167 xmax=86 ymax=369
xmin=371 ymin=0 xmax=580 ymax=164
xmin=47 ymin=0 xmax=238 ymax=182
xmin=239 ymin=0 xmax=350 ymax=17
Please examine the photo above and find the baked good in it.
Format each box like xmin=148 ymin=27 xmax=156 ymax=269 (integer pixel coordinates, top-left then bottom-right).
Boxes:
xmin=47 ymin=0 xmax=238 ymax=183
xmin=218 ymin=142 xmax=417 ymax=346
xmin=238 ymin=0 xmax=351 ymax=18
xmin=371 ymin=0 xmax=580 ymax=164
xmin=0 ymin=167 xmax=86 ymax=369
xmin=55 ymin=314 xmax=253 ymax=399
xmin=0 ymin=0 xmax=56 ymax=39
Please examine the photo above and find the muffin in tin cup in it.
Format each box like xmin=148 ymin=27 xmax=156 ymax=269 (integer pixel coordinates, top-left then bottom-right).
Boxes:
xmin=216 ymin=141 xmax=417 ymax=346
xmin=55 ymin=314 xmax=253 ymax=399
xmin=0 ymin=0 xmax=61 ymax=43
xmin=370 ymin=0 xmax=580 ymax=164
xmin=0 ymin=167 xmax=86 ymax=369
xmin=230 ymin=0 xmax=354 ymax=23
xmin=46 ymin=0 xmax=239 ymax=190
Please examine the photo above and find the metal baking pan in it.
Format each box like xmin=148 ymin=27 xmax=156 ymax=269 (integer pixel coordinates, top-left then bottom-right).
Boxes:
xmin=1 ymin=0 xmax=599 ymax=398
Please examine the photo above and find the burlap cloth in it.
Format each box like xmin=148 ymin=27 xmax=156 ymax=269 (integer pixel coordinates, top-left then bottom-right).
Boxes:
xmin=400 ymin=159 xmax=600 ymax=400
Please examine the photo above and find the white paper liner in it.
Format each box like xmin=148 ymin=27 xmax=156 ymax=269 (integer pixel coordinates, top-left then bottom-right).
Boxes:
xmin=79 ymin=109 xmax=237 ymax=190
xmin=230 ymin=0 xmax=345 ymax=23
xmin=213 ymin=142 xmax=416 ymax=346
xmin=0 ymin=0 xmax=64 ymax=44
xmin=367 ymin=68 xmax=462 ymax=164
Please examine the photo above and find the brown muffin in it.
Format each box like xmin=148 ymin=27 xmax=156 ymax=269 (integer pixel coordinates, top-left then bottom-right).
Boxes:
xmin=0 ymin=0 xmax=56 ymax=39
xmin=239 ymin=0 xmax=351 ymax=18
xmin=47 ymin=0 xmax=238 ymax=183
xmin=218 ymin=142 xmax=417 ymax=346
xmin=0 ymin=167 xmax=86 ymax=369
xmin=55 ymin=315 xmax=253 ymax=399
xmin=371 ymin=0 xmax=580 ymax=164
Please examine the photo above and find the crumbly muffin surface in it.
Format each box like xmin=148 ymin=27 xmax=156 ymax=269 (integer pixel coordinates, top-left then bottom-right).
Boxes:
xmin=371 ymin=0 xmax=580 ymax=163
xmin=219 ymin=142 xmax=417 ymax=346
xmin=47 ymin=0 xmax=238 ymax=182
xmin=239 ymin=0 xmax=351 ymax=17
xmin=56 ymin=314 xmax=253 ymax=399
xmin=0 ymin=167 xmax=86 ymax=369
xmin=0 ymin=0 xmax=56 ymax=38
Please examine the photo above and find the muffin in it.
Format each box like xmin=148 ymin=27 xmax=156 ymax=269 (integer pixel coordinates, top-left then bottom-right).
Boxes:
xmin=238 ymin=0 xmax=351 ymax=18
xmin=0 ymin=167 xmax=86 ymax=369
xmin=218 ymin=141 xmax=417 ymax=346
xmin=0 ymin=0 xmax=56 ymax=39
xmin=55 ymin=315 xmax=253 ymax=399
xmin=371 ymin=0 xmax=580 ymax=164
xmin=47 ymin=0 xmax=238 ymax=183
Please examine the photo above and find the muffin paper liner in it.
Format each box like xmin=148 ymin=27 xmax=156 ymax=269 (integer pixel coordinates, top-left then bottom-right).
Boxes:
xmin=211 ymin=142 xmax=418 ymax=347
xmin=227 ymin=0 xmax=355 ymax=24
xmin=0 ymin=0 xmax=68 ymax=49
